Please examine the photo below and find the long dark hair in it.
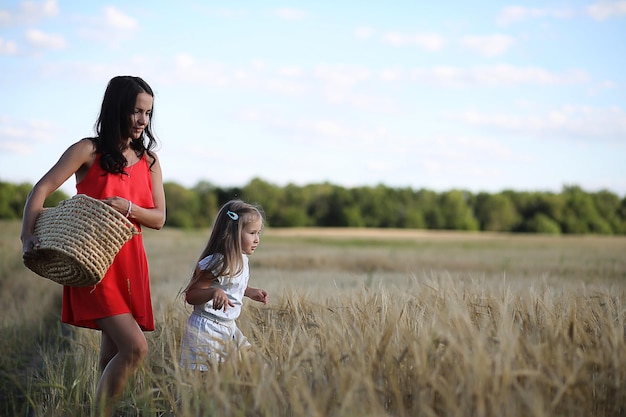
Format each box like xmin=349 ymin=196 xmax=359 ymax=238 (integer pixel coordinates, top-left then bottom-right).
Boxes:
xmin=93 ymin=75 xmax=158 ymax=174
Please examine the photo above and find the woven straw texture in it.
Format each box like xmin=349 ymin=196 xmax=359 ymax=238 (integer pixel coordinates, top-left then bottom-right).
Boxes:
xmin=23 ymin=194 xmax=139 ymax=287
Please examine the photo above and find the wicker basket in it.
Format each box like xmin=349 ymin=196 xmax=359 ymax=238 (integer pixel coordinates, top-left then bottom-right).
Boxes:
xmin=23 ymin=194 xmax=139 ymax=287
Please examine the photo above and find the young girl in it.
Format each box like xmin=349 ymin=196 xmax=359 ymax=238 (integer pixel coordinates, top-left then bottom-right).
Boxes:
xmin=21 ymin=76 xmax=166 ymax=414
xmin=181 ymin=199 xmax=268 ymax=370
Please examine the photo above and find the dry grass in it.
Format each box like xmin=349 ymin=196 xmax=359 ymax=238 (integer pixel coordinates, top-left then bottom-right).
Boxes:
xmin=1 ymin=221 xmax=625 ymax=416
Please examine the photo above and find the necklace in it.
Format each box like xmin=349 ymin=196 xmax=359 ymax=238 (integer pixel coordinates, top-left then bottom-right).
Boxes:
xmin=124 ymin=148 xmax=140 ymax=178
xmin=125 ymin=163 xmax=136 ymax=178
xmin=125 ymin=156 xmax=140 ymax=178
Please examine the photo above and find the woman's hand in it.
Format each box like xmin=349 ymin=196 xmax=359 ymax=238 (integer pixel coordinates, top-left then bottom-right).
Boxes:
xmin=21 ymin=234 xmax=40 ymax=258
xmin=102 ymin=196 xmax=131 ymax=217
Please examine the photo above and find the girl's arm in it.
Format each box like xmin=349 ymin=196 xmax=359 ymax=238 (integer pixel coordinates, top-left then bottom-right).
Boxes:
xmin=21 ymin=139 xmax=96 ymax=254
xmin=185 ymin=268 xmax=234 ymax=310
xmin=101 ymin=152 xmax=166 ymax=230
xmin=245 ymin=287 xmax=269 ymax=304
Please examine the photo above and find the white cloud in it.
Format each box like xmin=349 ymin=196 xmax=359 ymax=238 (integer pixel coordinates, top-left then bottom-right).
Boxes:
xmin=496 ymin=6 xmax=574 ymax=25
xmin=174 ymin=53 xmax=196 ymax=69
xmin=587 ymin=80 xmax=619 ymax=95
xmin=379 ymin=68 xmax=404 ymax=82
xmin=167 ymin=53 xmax=308 ymax=95
xmin=457 ymin=106 xmax=626 ymax=139
xmin=587 ymin=1 xmax=626 ymax=20
xmin=35 ymin=60 xmax=136 ymax=83
xmin=25 ymin=29 xmax=65 ymax=50
xmin=274 ymin=8 xmax=309 ymax=20
xmin=0 ymin=37 xmax=18 ymax=55
xmin=238 ymin=122 xmax=531 ymax=188
xmin=410 ymin=64 xmax=588 ymax=87
xmin=0 ymin=1 xmax=60 ymax=54
xmin=383 ymin=32 xmax=444 ymax=51
xmin=0 ymin=10 xmax=11 ymax=25
xmin=0 ymin=141 xmax=33 ymax=154
xmin=170 ymin=55 xmax=308 ymax=94
xmin=452 ymin=135 xmax=522 ymax=161
xmin=172 ymin=54 xmax=230 ymax=86
xmin=263 ymin=77 xmax=311 ymax=96
xmin=103 ymin=6 xmax=137 ymax=30
xmin=77 ymin=6 xmax=137 ymax=47
xmin=498 ymin=3 xmax=626 ymax=23
xmin=461 ymin=34 xmax=515 ymax=57
xmin=354 ymin=26 xmax=375 ymax=40
xmin=0 ymin=117 xmax=57 ymax=154
xmin=322 ymin=90 xmax=398 ymax=113
xmin=242 ymin=111 xmax=389 ymax=149
xmin=251 ymin=60 xmax=267 ymax=71
xmin=497 ymin=6 xmax=541 ymax=25
xmin=22 ymin=0 xmax=58 ymax=18
xmin=277 ymin=66 xmax=303 ymax=77
xmin=314 ymin=64 xmax=371 ymax=88
xmin=0 ymin=0 xmax=58 ymax=26
xmin=190 ymin=6 xmax=248 ymax=18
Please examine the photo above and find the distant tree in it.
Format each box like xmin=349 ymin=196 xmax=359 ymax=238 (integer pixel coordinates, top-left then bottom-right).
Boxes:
xmin=0 ymin=181 xmax=67 ymax=219
xmin=278 ymin=206 xmax=312 ymax=227
xmin=561 ymin=185 xmax=611 ymax=234
xmin=591 ymin=189 xmax=622 ymax=234
xmin=474 ymin=192 xmax=520 ymax=232
xmin=44 ymin=187 xmax=69 ymax=208
xmin=325 ymin=186 xmax=354 ymax=227
xmin=192 ymin=181 xmax=219 ymax=228
xmin=242 ymin=178 xmax=284 ymax=227
xmin=279 ymin=184 xmax=313 ymax=227
xmin=305 ymin=182 xmax=335 ymax=226
xmin=404 ymin=209 xmax=426 ymax=229
xmin=525 ymin=213 xmax=561 ymax=234
xmin=353 ymin=185 xmax=391 ymax=227
xmin=438 ymin=190 xmax=479 ymax=231
xmin=394 ymin=187 xmax=426 ymax=229
xmin=415 ymin=189 xmax=444 ymax=230
xmin=0 ymin=182 xmax=19 ymax=218
xmin=214 ymin=186 xmax=244 ymax=208
xmin=340 ymin=205 xmax=363 ymax=227
xmin=13 ymin=183 xmax=34 ymax=217
xmin=374 ymin=186 xmax=409 ymax=228
xmin=507 ymin=191 xmax=564 ymax=233
xmin=3 ymin=178 xmax=624 ymax=235
xmin=164 ymin=182 xmax=200 ymax=228
xmin=617 ymin=196 xmax=626 ymax=234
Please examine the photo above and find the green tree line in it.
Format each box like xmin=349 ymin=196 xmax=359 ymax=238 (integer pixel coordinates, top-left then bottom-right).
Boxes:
xmin=2 ymin=178 xmax=625 ymax=235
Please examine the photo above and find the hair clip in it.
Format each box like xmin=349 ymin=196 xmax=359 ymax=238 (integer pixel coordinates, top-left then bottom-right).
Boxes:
xmin=226 ymin=210 xmax=239 ymax=221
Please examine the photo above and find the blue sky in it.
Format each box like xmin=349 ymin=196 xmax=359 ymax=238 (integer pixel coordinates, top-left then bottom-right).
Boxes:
xmin=1 ymin=0 xmax=625 ymax=197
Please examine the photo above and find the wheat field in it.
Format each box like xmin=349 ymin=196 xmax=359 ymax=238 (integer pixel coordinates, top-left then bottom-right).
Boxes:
xmin=1 ymin=221 xmax=625 ymax=416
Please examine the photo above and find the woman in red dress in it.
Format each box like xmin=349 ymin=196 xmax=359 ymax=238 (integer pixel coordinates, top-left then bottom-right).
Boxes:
xmin=21 ymin=76 xmax=166 ymax=415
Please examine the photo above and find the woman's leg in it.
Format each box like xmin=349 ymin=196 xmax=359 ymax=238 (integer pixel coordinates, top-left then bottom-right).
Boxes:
xmin=94 ymin=313 xmax=148 ymax=415
xmin=99 ymin=332 xmax=118 ymax=373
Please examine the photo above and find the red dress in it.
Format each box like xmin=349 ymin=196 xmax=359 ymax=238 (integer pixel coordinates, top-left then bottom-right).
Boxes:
xmin=61 ymin=153 xmax=155 ymax=331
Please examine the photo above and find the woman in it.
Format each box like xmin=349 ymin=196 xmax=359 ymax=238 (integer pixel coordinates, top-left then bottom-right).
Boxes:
xmin=20 ymin=75 xmax=166 ymax=415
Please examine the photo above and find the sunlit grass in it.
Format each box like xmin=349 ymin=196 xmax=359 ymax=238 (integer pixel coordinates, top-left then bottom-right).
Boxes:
xmin=2 ymin=221 xmax=625 ymax=416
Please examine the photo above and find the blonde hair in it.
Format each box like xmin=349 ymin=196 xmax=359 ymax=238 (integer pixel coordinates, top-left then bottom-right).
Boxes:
xmin=184 ymin=200 xmax=263 ymax=291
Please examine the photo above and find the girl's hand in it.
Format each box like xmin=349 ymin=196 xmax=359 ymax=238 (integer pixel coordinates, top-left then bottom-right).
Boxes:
xmin=212 ymin=288 xmax=234 ymax=311
xmin=246 ymin=288 xmax=269 ymax=304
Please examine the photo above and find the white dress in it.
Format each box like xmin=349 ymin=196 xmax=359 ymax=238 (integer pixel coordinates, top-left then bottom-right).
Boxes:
xmin=180 ymin=254 xmax=251 ymax=370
